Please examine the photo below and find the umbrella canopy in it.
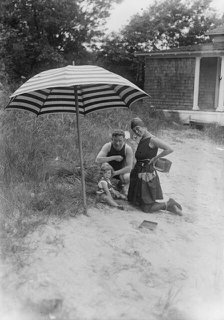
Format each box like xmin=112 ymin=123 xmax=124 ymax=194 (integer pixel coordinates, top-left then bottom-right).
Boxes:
xmin=7 ymin=65 xmax=149 ymax=115
xmin=6 ymin=65 xmax=150 ymax=215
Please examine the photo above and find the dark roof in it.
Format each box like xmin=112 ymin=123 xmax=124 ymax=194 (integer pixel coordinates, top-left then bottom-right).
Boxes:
xmin=135 ymin=24 xmax=224 ymax=58
xmin=151 ymin=43 xmax=213 ymax=53
xmin=207 ymin=24 xmax=224 ymax=35
xmin=135 ymin=42 xmax=224 ymax=57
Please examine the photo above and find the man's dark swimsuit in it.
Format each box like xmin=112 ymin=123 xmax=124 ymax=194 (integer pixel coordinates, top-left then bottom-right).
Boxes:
xmin=107 ymin=143 xmax=126 ymax=179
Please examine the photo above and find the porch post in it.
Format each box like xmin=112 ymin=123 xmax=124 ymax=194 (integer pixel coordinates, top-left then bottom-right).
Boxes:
xmin=193 ymin=57 xmax=201 ymax=110
xmin=214 ymin=58 xmax=220 ymax=108
xmin=216 ymin=56 xmax=224 ymax=111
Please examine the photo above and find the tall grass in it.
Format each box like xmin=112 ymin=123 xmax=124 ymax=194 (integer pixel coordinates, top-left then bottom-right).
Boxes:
xmin=0 ymin=87 xmax=144 ymax=259
xmin=203 ymin=123 xmax=224 ymax=145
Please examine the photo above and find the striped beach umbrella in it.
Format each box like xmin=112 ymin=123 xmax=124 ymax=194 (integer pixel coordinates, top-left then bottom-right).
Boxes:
xmin=6 ymin=65 xmax=150 ymax=214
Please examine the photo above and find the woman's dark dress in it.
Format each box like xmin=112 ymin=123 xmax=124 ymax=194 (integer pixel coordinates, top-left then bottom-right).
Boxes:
xmin=128 ymin=137 xmax=163 ymax=207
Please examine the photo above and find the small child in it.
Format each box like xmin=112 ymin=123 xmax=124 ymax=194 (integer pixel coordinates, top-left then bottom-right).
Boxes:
xmin=96 ymin=163 xmax=127 ymax=210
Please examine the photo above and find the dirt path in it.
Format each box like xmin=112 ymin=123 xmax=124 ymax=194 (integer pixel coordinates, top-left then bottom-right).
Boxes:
xmin=1 ymin=128 xmax=224 ymax=320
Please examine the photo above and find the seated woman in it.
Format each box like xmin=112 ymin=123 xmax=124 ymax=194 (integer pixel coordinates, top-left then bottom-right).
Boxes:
xmin=96 ymin=163 xmax=126 ymax=210
xmin=128 ymin=117 xmax=182 ymax=215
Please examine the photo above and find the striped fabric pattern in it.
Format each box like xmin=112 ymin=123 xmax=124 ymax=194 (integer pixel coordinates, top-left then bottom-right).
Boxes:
xmin=6 ymin=65 xmax=149 ymax=115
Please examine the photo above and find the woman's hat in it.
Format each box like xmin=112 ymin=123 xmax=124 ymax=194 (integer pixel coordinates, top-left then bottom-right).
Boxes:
xmin=130 ymin=117 xmax=145 ymax=130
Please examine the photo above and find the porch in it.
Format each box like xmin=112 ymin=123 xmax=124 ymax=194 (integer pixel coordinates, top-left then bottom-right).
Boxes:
xmin=137 ymin=24 xmax=224 ymax=125
xmin=161 ymin=109 xmax=224 ymax=126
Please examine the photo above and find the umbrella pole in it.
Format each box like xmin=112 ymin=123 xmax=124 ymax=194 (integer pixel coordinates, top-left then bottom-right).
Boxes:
xmin=74 ymin=86 xmax=88 ymax=215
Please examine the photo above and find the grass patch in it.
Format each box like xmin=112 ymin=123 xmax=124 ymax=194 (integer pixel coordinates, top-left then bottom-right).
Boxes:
xmin=202 ymin=124 xmax=224 ymax=145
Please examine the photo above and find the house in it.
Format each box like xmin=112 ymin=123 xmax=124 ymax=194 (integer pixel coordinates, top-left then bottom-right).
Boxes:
xmin=135 ymin=25 xmax=224 ymax=126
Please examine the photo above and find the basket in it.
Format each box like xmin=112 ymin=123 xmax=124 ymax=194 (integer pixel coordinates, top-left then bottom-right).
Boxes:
xmin=153 ymin=158 xmax=172 ymax=173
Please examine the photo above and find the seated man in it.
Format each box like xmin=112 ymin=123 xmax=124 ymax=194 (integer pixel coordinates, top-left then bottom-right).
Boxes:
xmin=95 ymin=129 xmax=133 ymax=194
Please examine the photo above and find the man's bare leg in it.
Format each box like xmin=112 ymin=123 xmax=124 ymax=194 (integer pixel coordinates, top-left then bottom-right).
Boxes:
xmin=119 ymin=173 xmax=130 ymax=196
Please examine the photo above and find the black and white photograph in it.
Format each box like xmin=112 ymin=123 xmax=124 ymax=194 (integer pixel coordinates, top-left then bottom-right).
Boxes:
xmin=0 ymin=0 xmax=224 ymax=319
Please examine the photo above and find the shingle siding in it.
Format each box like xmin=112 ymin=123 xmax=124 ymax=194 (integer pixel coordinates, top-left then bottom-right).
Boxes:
xmin=144 ymin=57 xmax=195 ymax=110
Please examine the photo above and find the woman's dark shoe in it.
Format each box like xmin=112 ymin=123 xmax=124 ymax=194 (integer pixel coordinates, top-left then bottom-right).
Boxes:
xmin=167 ymin=198 xmax=182 ymax=210
xmin=167 ymin=199 xmax=183 ymax=216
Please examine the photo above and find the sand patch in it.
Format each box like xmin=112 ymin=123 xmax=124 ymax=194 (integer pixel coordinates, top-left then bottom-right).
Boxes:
xmin=1 ymin=129 xmax=224 ymax=320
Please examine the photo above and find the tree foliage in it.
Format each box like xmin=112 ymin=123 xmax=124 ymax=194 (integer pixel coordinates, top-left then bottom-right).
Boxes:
xmin=99 ymin=0 xmax=223 ymax=65
xmin=0 ymin=0 xmax=122 ymax=81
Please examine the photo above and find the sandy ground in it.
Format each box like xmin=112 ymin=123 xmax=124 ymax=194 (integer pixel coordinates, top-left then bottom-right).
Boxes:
xmin=1 ymin=128 xmax=224 ymax=320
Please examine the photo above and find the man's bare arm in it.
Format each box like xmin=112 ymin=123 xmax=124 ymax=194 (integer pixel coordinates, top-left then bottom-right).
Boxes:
xmin=95 ymin=143 xmax=123 ymax=164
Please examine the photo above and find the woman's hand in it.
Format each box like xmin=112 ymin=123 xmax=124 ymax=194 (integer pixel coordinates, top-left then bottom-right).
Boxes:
xmin=149 ymin=157 xmax=157 ymax=165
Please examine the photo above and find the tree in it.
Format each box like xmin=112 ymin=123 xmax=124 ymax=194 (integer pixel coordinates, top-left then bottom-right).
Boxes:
xmin=100 ymin=0 xmax=223 ymax=59
xmin=98 ymin=0 xmax=223 ymax=87
xmin=0 ymin=0 xmax=122 ymax=81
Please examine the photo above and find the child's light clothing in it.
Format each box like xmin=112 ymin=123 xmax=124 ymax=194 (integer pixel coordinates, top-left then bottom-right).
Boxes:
xmin=97 ymin=177 xmax=126 ymax=200
xmin=97 ymin=177 xmax=114 ymax=195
